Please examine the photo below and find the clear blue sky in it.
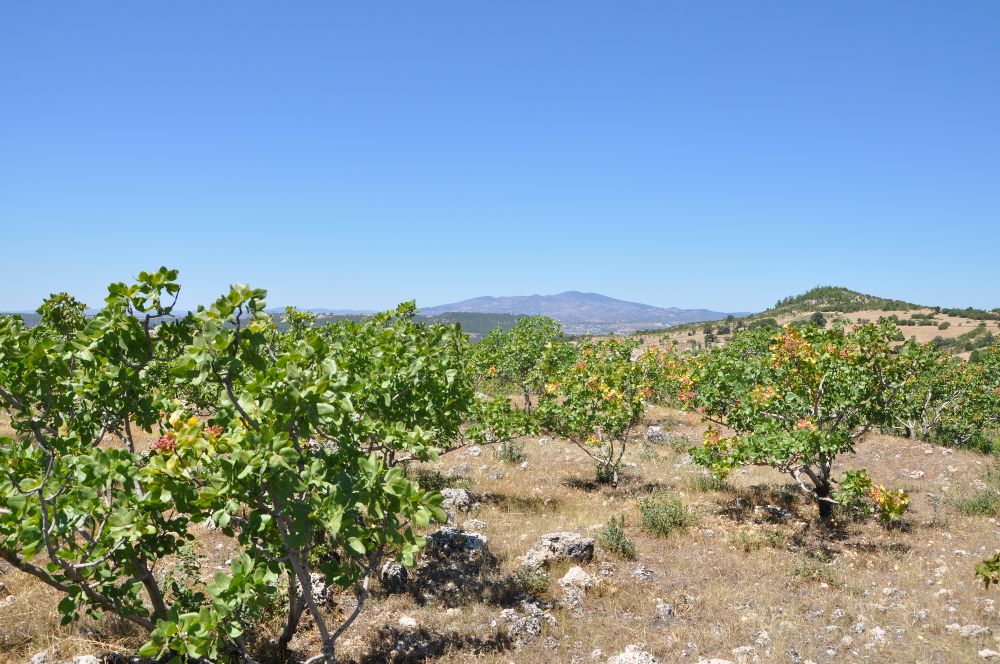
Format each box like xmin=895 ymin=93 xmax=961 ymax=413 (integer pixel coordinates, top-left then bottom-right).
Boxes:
xmin=2 ymin=3 xmax=997 ymax=314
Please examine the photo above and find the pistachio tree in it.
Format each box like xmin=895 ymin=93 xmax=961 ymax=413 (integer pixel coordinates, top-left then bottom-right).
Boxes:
xmin=686 ymin=323 xmax=913 ymax=519
xmin=1 ymin=272 xmax=474 ymax=664
xmin=538 ymin=337 xmax=673 ymax=485
xmin=469 ymin=315 xmax=563 ymax=413
xmin=0 ymin=268 xmax=198 ymax=633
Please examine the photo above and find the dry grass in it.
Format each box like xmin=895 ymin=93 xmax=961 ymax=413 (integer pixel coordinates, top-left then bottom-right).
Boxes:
xmin=3 ymin=408 xmax=999 ymax=664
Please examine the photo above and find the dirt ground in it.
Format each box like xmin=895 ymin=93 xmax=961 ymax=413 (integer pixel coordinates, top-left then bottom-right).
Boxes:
xmin=2 ymin=408 xmax=999 ymax=664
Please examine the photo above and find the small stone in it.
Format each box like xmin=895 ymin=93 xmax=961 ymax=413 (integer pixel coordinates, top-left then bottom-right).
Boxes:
xmin=832 ymin=608 xmax=846 ymax=619
xmin=490 ymin=472 xmax=505 ymax=480
xmin=655 ymin=603 xmax=674 ymax=621
xmin=462 ymin=519 xmax=488 ymax=532
xmin=979 ymin=649 xmax=1000 ymax=660
xmin=465 ymin=446 xmax=483 ymax=457
xmin=521 ymin=461 xmax=529 ymax=469
xmin=539 ymin=437 xmax=550 ymax=445
xmin=868 ymin=626 xmax=887 ymax=645
xmin=752 ymin=630 xmax=771 ymax=647
xmin=946 ymin=624 xmax=992 ymax=638
xmin=73 ymin=657 xmax=100 ymax=664
xmin=523 ymin=532 xmax=595 ymax=568
xmin=633 ymin=566 xmax=655 ymax=580
xmin=731 ymin=645 xmax=758 ymax=664
xmin=851 ymin=622 xmax=866 ymax=634
xmin=560 ymin=566 xmax=594 ymax=592
xmin=606 ymin=644 xmax=660 ymax=664
xmin=786 ymin=649 xmax=802 ymax=663
xmin=399 ymin=616 xmax=418 ymax=628
xmin=380 ymin=561 xmax=409 ymax=593
xmin=440 ymin=488 xmax=474 ymax=515
xmin=27 ymin=653 xmax=49 ymax=664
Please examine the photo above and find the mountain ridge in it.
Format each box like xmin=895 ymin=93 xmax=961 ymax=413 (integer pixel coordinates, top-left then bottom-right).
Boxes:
xmin=419 ymin=291 xmax=748 ymax=326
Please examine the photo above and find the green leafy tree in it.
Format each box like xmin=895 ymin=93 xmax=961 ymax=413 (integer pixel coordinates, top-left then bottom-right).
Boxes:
xmin=469 ymin=315 xmax=564 ymax=413
xmin=1 ymin=271 xmax=475 ymax=664
xmin=810 ymin=311 xmax=827 ymax=328
xmin=685 ymin=323 xmax=913 ymax=519
xmin=539 ymin=337 xmax=673 ymax=485
xmin=282 ymin=306 xmax=316 ymax=340
xmin=36 ymin=292 xmax=89 ymax=337
xmin=889 ymin=341 xmax=968 ymax=440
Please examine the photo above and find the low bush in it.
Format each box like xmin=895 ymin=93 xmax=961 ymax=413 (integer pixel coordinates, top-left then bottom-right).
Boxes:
xmin=683 ymin=472 xmax=729 ymax=493
xmin=515 ymin=567 xmax=550 ymax=595
xmin=729 ymin=528 xmax=785 ymax=552
xmin=789 ymin=553 xmax=843 ymax=587
xmin=598 ymin=515 xmax=636 ymax=560
xmin=493 ymin=439 xmax=527 ymax=465
xmin=638 ymin=493 xmax=697 ymax=537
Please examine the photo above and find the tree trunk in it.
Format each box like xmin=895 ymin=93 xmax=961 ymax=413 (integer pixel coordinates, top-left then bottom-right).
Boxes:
xmin=815 ymin=482 xmax=834 ymax=520
xmin=276 ymin=571 xmax=306 ymax=660
xmin=523 ymin=388 xmax=531 ymax=415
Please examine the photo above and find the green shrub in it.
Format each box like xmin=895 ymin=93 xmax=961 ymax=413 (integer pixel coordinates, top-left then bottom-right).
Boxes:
xmin=954 ymin=490 xmax=1000 ymax=516
xmin=684 ymin=472 xmax=729 ymax=493
xmin=598 ymin=515 xmax=636 ymax=560
xmin=729 ymin=528 xmax=785 ymax=552
xmin=410 ymin=467 xmax=475 ymax=492
xmin=493 ymin=439 xmax=527 ymax=465
xmin=938 ymin=321 xmax=951 ymax=330
xmin=515 ymin=567 xmax=550 ymax=595
xmin=789 ymin=553 xmax=842 ymax=587
xmin=638 ymin=493 xmax=697 ymax=537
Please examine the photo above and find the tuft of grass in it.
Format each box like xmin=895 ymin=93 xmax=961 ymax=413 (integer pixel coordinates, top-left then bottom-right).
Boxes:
xmin=953 ymin=457 xmax=1000 ymax=516
xmin=684 ymin=472 xmax=730 ymax=493
xmin=954 ymin=490 xmax=1000 ymax=516
xmin=638 ymin=441 xmax=659 ymax=460
xmin=598 ymin=515 xmax=636 ymax=560
xmin=729 ymin=528 xmax=786 ymax=553
xmin=410 ymin=468 xmax=475 ymax=492
xmin=515 ymin=567 xmax=550 ymax=595
xmin=638 ymin=493 xmax=697 ymax=537
xmin=788 ymin=553 xmax=843 ymax=588
xmin=492 ymin=439 xmax=527 ymax=465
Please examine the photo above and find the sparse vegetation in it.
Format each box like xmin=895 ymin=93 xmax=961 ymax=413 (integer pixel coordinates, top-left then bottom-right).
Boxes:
xmin=638 ymin=493 xmax=697 ymax=537
xmin=598 ymin=515 xmax=636 ymax=560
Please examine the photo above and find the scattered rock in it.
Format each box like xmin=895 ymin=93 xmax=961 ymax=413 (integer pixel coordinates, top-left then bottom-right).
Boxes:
xmin=523 ymin=532 xmax=595 ymax=569
xmin=464 ymin=446 xmax=483 ymax=457
xmin=606 ymin=644 xmax=660 ymax=664
xmin=850 ymin=622 xmax=866 ymax=634
xmin=490 ymin=472 xmax=505 ymax=480
xmin=806 ymin=609 xmax=825 ymax=619
xmin=462 ymin=519 xmax=488 ymax=532
xmin=645 ymin=426 xmax=668 ymax=443
xmin=633 ymin=566 xmax=655 ymax=580
xmin=509 ymin=616 xmax=542 ymax=637
xmin=560 ymin=566 xmax=594 ymax=592
xmin=73 ymin=657 xmax=100 ymax=664
xmin=539 ymin=437 xmax=550 ymax=445
xmin=654 ymin=603 xmax=674 ymax=622
xmin=380 ymin=561 xmax=409 ymax=593
xmin=786 ymin=649 xmax=802 ymax=664
xmin=752 ymin=630 xmax=771 ymax=647
xmin=731 ymin=645 xmax=759 ymax=664
xmin=398 ymin=616 xmax=418 ymax=628
xmin=309 ymin=572 xmax=335 ymax=606
xmin=832 ymin=608 xmax=846 ymax=619
xmin=868 ymin=626 xmax=887 ymax=645
xmin=946 ymin=624 xmax=992 ymax=638
xmin=979 ymin=649 xmax=1000 ymax=660
xmin=440 ymin=488 xmax=474 ymax=515
xmin=409 ymin=527 xmax=493 ymax=603
xmin=26 ymin=653 xmax=49 ymax=664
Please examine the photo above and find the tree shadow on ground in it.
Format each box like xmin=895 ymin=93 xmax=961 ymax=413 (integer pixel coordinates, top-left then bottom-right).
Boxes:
xmin=344 ymin=625 xmax=513 ymax=664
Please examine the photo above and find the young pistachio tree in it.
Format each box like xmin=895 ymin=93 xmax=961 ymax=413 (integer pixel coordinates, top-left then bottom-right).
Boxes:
xmin=146 ymin=289 xmax=464 ymax=664
xmin=0 ymin=269 xmax=199 ymax=633
xmin=538 ymin=337 xmax=673 ymax=486
xmin=686 ymin=322 xmax=913 ymax=519
xmin=889 ymin=340 xmax=969 ymax=441
xmin=469 ymin=315 xmax=563 ymax=414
